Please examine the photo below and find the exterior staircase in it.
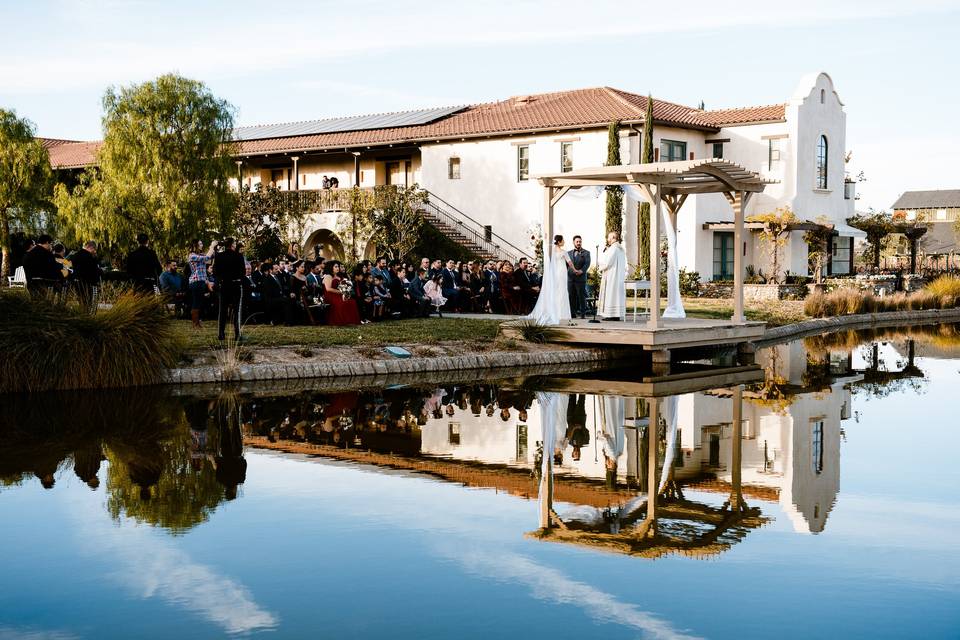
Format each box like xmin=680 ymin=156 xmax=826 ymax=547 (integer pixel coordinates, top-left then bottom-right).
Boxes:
xmin=419 ymin=190 xmax=526 ymax=263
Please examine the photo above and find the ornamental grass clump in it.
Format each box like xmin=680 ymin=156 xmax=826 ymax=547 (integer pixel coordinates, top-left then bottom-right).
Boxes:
xmin=924 ymin=276 xmax=960 ymax=306
xmin=0 ymin=290 xmax=183 ymax=393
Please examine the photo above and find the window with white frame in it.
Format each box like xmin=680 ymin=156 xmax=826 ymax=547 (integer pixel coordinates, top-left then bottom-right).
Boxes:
xmin=937 ymin=209 xmax=947 ymax=221
xmin=768 ymin=138 xmax=782 ymax=171
xmin=517 ymin=145 xmax=530 ymax=181
xmin=448 ymin=157 xmax=461 ymax=180
xmin=560 ymin=142 xmax=573 ymax=173
xmin=816 ymin=135 xmax=828 ymax=189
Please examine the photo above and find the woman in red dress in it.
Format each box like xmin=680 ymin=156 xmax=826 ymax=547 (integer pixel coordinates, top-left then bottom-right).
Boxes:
xmin=322 ymin=260 xmax=361 ymax=326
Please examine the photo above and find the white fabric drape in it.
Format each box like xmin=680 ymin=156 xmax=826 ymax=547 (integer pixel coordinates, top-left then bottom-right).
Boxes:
xmin=527 ymin=246 xmax=571 ymax=325
xmin=537 ymin=391 xmax=567 ymax=519
xmin=657 ymin=394 xmax=679 ymax=493
xmin=622 ymin=186 xmax=686 ymax=319
xmin=599 ymin=395 xmax=626 ymax=462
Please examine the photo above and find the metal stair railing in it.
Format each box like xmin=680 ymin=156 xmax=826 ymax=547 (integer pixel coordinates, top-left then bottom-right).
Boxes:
xmin=421 ymin=190 xmax=527 ymax=263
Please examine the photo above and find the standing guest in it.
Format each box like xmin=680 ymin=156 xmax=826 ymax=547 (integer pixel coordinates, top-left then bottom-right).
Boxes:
xmin=22 ymin=234 xmax=63 ymax=297
xmin=126 ymin=233 xmax=162 ymax=294
xmin=187 ymin=239 xmax=217 ymax=329
xmin=70 ymin=240 xmax=102 ymax=312
xmin=353 ymin=269 xmax=374 ymax=324
xmin=388 ymin=261 xmax=407 ymax=315
xmin=212 ymin=237 xmax=246 ymax=341
xmin=287 ymin=260 xmax=310 ymax=325
xmin=322 ymin=261 xmax=361 ymax=326
xmin=483 ymin=260 xmax=501 ymax=313
xmin=276 ymin=260 xmax=291 ymax=295
xmin=259 ymin=262 xmax=285 ymax=325
xmin=322 ymin=175 xmax=331 ymax=189
xmin=406 ymin=268 xmax=432 ymax=318
xmin=514 ymin=257 xmax=539 ymax=313
xmin=424 ymin=273 xmax=448 ymax=317
xmin=305 ymin=260 xmax=322 ymax=295
xmin=567 ymin=235 xmax=591 ymax=319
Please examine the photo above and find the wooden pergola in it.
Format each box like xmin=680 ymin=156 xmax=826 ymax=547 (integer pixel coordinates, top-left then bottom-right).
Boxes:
xmin=538 ymin=159 xmax=773 ymax=327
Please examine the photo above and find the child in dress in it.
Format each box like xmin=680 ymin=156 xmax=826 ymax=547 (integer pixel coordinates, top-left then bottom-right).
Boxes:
xmin=372 ymin=274 xmax=390 ymax=320
xmin=423 ymin=273 xmax=447 ymax=317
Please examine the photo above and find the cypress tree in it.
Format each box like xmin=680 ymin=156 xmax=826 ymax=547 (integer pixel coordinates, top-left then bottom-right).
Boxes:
xmin=638 ymin=94 xmax=654 ymax=276
xmin=604 ymin=121 xmax=623 ymax=237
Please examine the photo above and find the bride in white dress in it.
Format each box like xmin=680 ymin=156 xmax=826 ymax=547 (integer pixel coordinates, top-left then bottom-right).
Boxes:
xmin=527 ymin=235 xmax=575 ymax=326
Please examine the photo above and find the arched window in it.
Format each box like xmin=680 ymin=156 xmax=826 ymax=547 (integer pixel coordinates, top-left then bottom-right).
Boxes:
xmin=820 ymin=88 xmax=825 ymax=104
xmin=816 ymin=135 xmax=828 ymax=189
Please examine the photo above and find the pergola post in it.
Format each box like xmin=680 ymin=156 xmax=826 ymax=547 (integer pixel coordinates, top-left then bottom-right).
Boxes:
xmin=644 ymin=396 xmax=660 ymax=537
xmin=648 ymin=185 xmax=661 ymax=329
xmin=729 ymin=384 xmax=745 ymax=511
xmin=292 ymin=156 xmax=300 ymax=191
xmin=729 ymin=191 xmax=749 ymax=324
xmin=539 ymin=451 xmax=553 ymax=530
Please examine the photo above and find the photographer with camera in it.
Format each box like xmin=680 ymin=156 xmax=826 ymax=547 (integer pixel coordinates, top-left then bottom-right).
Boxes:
xmin=212 ymin=237 xmax=246 ymax=342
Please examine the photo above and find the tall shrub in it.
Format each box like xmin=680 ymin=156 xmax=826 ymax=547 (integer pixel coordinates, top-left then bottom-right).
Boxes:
xmin=604 ymin=121 xmax=623 ymax=237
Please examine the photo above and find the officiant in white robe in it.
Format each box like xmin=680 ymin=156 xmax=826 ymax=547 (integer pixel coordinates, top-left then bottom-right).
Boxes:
xmin=598 ymin=232 xmax=626 ymax=321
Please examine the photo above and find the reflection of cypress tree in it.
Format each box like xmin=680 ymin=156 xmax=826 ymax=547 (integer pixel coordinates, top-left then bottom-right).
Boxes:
xmin=72 ymin=442 xmax=104 ymax=490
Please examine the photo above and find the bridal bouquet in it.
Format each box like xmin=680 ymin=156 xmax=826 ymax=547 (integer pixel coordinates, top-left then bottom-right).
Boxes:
xmin=337 ymin=281 xmax=353 ymax=300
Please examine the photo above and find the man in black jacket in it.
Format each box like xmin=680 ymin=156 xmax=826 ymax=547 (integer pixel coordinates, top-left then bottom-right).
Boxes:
xmin=22 ymin=234 xmax=63 ymax=297
xmin=212 ymin=237 xmax=246 ymax=341
xmin=259 ymin=263 xmax=285 ymax=325
xmin=70 ymin=240 xmax=102 ymax=312
xmin=406 ymin=268 xmax=432 ymax=318
xmin=126 ymin=233 xmax=162 ymax=294
xmin=483 ymin=260 xmax=501 ymax=313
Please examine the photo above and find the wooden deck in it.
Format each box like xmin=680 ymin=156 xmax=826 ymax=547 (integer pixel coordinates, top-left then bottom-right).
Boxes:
xmin=501 ymin=316 xmax=766 ymax=351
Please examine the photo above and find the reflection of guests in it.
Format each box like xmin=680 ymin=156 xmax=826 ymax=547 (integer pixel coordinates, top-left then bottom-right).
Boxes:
xmin=73 ymin=442 xmax=104 ymax=489
xmin=215 ymin=403 xmax=247 ymax=501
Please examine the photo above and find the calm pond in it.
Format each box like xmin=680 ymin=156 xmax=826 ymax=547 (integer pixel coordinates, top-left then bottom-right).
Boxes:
xmin=2 ymin=326 xmax=959 ymax=639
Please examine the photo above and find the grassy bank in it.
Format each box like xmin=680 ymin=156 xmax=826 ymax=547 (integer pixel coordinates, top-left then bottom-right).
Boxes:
xmin=177 ymin=317 xmax=503 ymax=351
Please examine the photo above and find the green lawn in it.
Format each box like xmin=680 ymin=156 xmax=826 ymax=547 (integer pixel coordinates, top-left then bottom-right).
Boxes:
xmin=177 ymin=317 xmax=503 ymax=350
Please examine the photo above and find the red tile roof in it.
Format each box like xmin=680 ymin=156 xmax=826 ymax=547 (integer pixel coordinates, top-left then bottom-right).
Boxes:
xmin=43 ymin=87 xmax=788 ymax=167
xmin=697 ymin=104 xmax=786 ymax=126
xmin=46 ymin=140 xmax=102 ymax=169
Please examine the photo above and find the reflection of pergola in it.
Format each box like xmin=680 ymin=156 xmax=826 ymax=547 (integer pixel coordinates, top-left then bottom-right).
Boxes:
xmin=538 ymin=159 xmax=773 ymax=327
xmin=528 ymin=367 xmax=767 ymax=559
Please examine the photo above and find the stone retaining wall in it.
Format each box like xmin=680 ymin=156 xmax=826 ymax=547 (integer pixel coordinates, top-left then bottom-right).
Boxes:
xmin=758 ymin=307 xmax=960 ymax=346
xmin=165 ymin=347 xmax=622 ymax=385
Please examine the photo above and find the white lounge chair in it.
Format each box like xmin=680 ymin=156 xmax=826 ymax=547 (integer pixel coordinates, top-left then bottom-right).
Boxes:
xmin=7 ymin=266 xmax=26 ymax=288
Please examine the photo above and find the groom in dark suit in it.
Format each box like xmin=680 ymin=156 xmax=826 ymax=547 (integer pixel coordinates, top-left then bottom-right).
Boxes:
xmin=567 ymin=235 xmax=591 ymax=319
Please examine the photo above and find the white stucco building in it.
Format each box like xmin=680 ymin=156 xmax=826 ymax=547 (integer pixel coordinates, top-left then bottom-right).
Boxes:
xmin=46 ymin=72 xmax=859 ymax=279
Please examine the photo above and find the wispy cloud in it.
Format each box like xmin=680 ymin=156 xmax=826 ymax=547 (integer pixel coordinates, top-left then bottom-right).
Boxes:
xmin=0 ymin=628 xmax=78 ymax=640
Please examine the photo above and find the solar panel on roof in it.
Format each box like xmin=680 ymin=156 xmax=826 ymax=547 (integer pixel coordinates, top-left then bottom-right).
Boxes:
xmin=231 ymin=105 xmax=466 ymax=141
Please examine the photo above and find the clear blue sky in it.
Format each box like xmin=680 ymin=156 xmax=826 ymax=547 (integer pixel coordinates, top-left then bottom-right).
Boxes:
xmin=3 ymin=0 xmax=959 ymax=211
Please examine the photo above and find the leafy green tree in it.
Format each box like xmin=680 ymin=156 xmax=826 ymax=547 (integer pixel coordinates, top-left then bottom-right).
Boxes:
xmin=0 ymin=109 xmax=52 ymax=279
xmin=55 ymin=74 xmax=235 ymax=260
xmin=637 ymin=95 xmax=654 ymax=275
xmin=368 ymin=185 xmax=428 ymax=261
xmin=604 ymin=121 xmax=623 ymax=237
xmin=235 ymin=184 xmax=288 ymax=261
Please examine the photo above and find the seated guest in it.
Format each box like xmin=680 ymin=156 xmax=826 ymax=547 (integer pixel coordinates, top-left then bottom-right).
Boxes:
xmin=353 ymin=269 xmax=373 ymax=324
xmin=483 ymin=260 xmax=501 ymax=313
xmin=499 ymin=261 xmax=523 ymax=315
xmin=23 ymin=234 xmax=64 ymax=297
xmin=441 ymin=259 xmax=466 ymax=311
xmin=70 ymin=240 xmax=102 ymax=311
xmin=428 ymin=258 xmax=442 ymax=279
xmin=159 ymin=259 xmax=186 ymax=316
xmin=322 ymin=261 xmax=361 ymax=326
xmin=406 ymin=268 xmax=432 ymax=318
xmin=424 ymin=273 xmax=448 ymax=317
xmin=372 ymin=274 xmax=390 ymax=320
